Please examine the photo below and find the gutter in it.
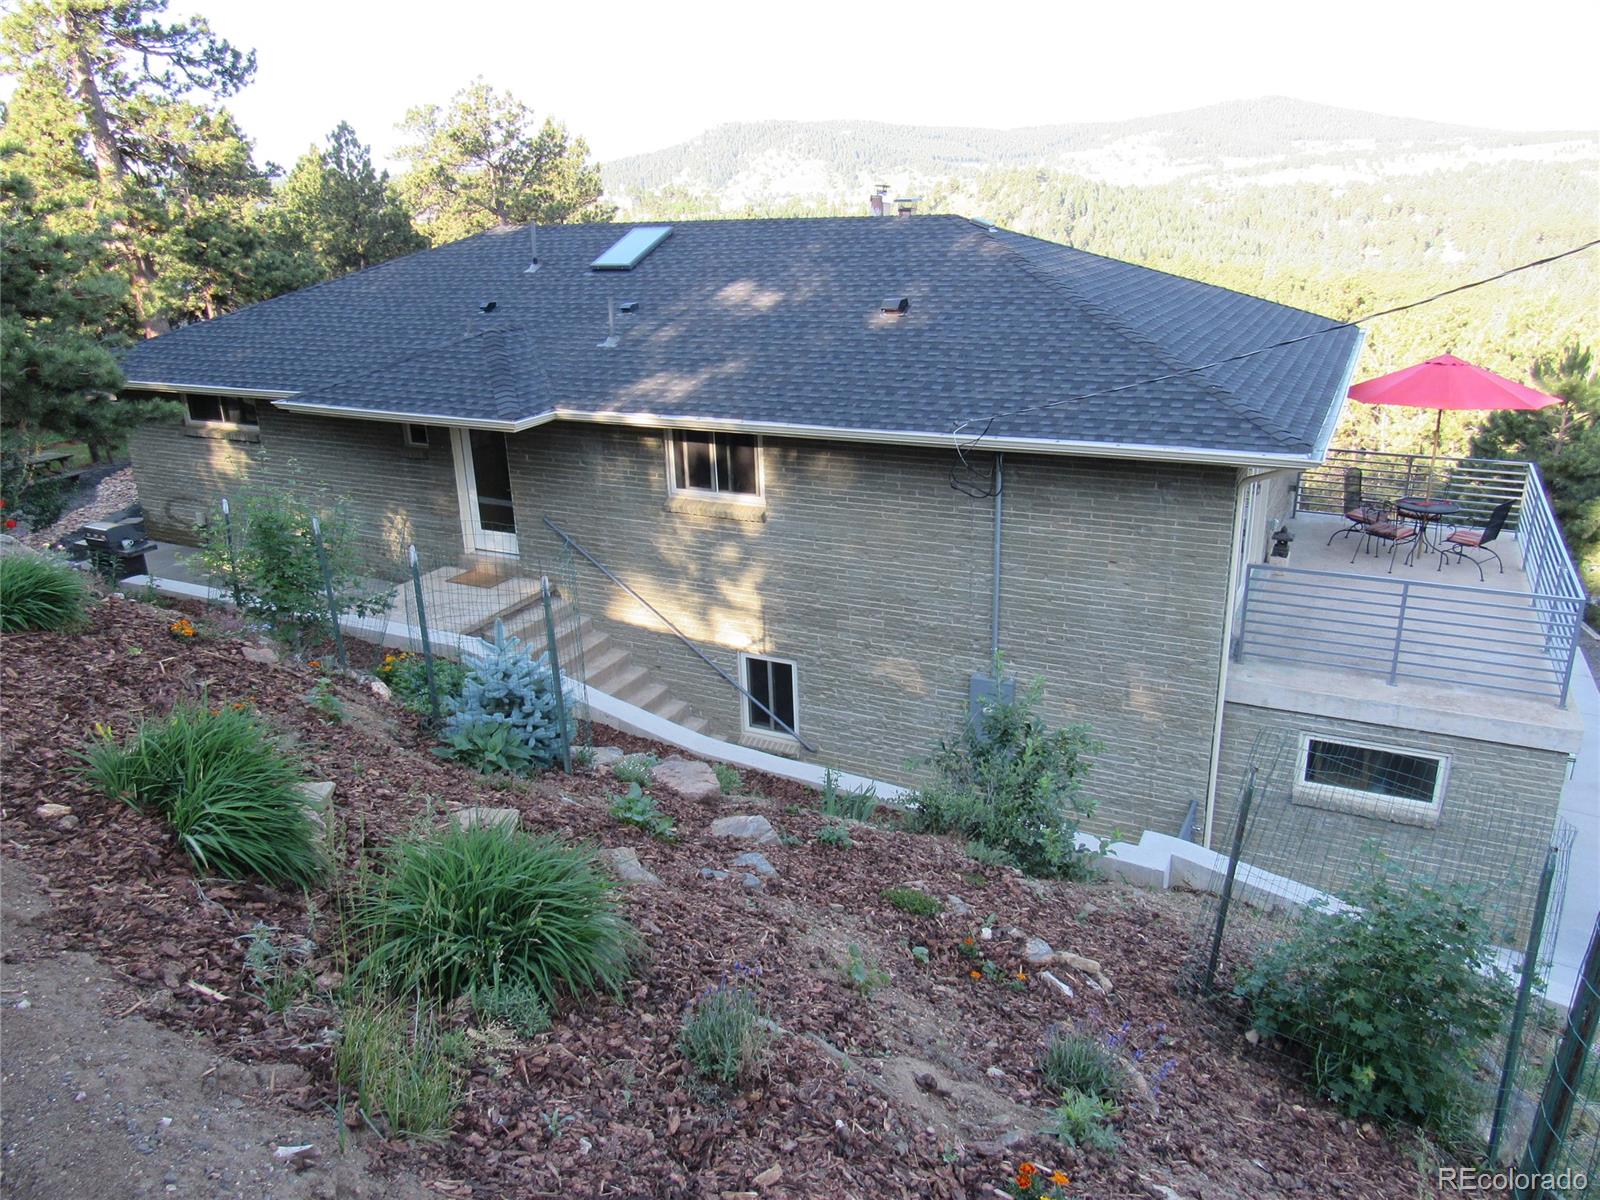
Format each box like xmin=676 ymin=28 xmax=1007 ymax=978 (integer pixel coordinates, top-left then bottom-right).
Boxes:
xmin=261 ymin=397 xmax=1330 ymax=471
xmin=991 ymin=453 xmax=1004 ymax=659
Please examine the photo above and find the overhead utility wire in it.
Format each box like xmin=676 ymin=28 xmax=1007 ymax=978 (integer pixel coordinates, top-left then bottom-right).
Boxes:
xmin=949 ymin=238 xmax=1600 ymax=464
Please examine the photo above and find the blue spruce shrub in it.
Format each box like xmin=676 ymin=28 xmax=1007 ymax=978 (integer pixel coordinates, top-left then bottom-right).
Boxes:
xmin=437 ymin=622 xmax=574 ymax=773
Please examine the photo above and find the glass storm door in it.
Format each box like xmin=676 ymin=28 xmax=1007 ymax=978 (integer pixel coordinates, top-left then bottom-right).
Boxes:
xmin=453 ymin=429 xmax=519 ymax=555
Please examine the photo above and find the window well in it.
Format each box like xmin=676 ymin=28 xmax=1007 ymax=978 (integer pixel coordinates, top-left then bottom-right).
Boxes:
xmin=591 ymin=226 xmax=672 ymax=271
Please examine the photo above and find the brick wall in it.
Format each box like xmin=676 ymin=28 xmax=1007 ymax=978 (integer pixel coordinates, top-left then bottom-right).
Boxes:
xmin=508 ymin=423 xmax=1237 ymax=836
xmin=1213 ymin=701 xmax=1571 ymax=937
xmin=129 ymin=408 xmax=465 ymax=572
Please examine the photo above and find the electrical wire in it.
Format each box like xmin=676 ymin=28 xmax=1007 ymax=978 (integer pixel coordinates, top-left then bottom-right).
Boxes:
xmin=946 ymin=237 xmax=1600 ymax=492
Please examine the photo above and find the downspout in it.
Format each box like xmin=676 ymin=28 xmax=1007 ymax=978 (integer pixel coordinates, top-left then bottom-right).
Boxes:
xmin=990 ymin=453 xmax=1004 ymax=660
xmin=1199 ymin=465 xmax=1300 ymax=848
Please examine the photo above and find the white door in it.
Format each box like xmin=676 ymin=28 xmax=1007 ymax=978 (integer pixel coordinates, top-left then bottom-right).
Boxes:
xmin=451 ymin=429 xmax=519 ymax=555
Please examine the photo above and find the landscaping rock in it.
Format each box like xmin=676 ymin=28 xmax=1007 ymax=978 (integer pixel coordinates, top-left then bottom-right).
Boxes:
xmin=1057 ymin=950 xmax=1114 ymax=992
xmin=367 ymin=678 xmax=392 ymax=701
xmin=730 ymin=851 xmax=776 ymax=877
xmin=451 ymin=806 xmax=520 ymax=833
xmin=1022 ymin=937 xmax=1054 ymax=965
xmin=603 ymin=847 xmax=662 ymax=887
xmin=240 ymin=645 xmax=279 ymax=665
xmin=651 ymin=755 xmax=721 ymax=801
xmin=35 ymin=804 xmax=72 ymax=821
xmin=709 ymin=815 xmax=778 ymax=845
xmin=945 ymin=894 xmax=973 ymax=916
xmin=1039 ymin=970 xmax=1075 ymax=999
xmin=590 ymin=746 xmax=625 ymax=768
xmin=295 ymin=781 xmax=335 ymax=807
xmin=699 ymin=868 xmax=731 ymax=881
xmin=740 ymin=873 xmax=765 ymax=890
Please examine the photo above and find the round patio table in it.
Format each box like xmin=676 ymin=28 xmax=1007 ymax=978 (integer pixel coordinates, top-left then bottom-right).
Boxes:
xmin=1396 ymin=496 xmax=1463 ymax=564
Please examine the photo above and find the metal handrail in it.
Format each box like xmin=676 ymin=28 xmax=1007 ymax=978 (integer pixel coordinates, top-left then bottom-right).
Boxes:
xmin=1235 ymin=562 xmax=1584 ymax=705
xmin=543 ymin=516 xmax=818 ymax=751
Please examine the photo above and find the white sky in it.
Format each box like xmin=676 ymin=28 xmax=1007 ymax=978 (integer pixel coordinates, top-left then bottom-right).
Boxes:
xmin=23 ymin=0 xmax=1600 ymax=169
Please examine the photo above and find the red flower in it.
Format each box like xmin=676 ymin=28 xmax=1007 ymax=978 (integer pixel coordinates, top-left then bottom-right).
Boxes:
xmin=4 ymin=519 xmax=16 ymax=530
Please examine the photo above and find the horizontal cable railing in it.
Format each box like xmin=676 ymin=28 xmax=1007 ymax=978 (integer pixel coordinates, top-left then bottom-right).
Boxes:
xmin=1235 ymin=564 xmax=1584 ymax=705
xmin=1297 ymin=448 xmax=1529 ymax=530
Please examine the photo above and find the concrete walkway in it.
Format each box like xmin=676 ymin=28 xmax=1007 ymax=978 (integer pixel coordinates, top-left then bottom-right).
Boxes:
xmin=1549 ymin=629 xmax=1600 ymax=1006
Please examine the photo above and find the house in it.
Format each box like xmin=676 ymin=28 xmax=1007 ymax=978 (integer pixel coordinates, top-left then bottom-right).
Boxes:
xmin=118 ymin=214 xmax=1583 ymax=885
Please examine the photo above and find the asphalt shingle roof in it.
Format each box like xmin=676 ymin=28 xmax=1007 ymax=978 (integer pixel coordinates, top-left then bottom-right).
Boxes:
xmin=118 ymin=215 xmax=1362 ymax=462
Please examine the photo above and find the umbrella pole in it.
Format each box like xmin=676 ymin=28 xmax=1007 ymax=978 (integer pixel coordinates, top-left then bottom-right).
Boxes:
xmin=1428 ymin=409 xmax=1443 ymax=498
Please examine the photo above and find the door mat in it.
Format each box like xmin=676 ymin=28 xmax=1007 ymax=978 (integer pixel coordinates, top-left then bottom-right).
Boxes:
xmin=446 ymin=564 xmax=515 ymax=588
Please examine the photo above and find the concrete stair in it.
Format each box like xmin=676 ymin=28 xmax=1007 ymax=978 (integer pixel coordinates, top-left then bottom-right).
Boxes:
xmin=498 ymin=592 xmax=711 ymax=735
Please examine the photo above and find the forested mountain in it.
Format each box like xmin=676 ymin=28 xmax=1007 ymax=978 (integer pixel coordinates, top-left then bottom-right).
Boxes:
xmin=610 ymin=99 xmax=1598 ymax=458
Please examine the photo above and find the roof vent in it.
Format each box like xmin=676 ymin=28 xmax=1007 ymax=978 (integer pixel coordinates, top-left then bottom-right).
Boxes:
xmin=479 ymin=301 xmax=498 ymax=313
xmin=880 ymin=295 xmax=910 ymax=315
xmin=591 ymin=226 xmax=672 ymax=271
xmin=596 ymin=297 xmax=619 ymax=348
xmin=618 ymin=299 xmax=640 ymax=314
xmin=524 ymin=223 xmax=539 ymax=274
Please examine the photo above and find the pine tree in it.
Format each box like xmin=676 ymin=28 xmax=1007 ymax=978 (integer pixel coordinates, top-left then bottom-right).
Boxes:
xmin=275 ymin=122 xmax=425 ymax=278
xmin=395 ymin=80 xmax=615 ymax=246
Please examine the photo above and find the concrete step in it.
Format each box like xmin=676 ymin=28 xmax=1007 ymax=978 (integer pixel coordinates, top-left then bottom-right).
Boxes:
xmin=618 ymin=678 xmax=670 ymax=712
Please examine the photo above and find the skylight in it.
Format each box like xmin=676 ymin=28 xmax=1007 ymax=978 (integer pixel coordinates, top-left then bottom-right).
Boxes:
xmin=590 ymin=226 xmax=672 ymax=271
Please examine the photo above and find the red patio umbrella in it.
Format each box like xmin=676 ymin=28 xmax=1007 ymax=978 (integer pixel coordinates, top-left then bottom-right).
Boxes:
xmin=1348 ymin=354 xmax=1563 ymax=470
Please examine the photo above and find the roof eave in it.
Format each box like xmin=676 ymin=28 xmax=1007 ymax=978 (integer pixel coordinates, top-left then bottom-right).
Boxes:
xmin=268 ymin=397 xmax=1321 ymax=469
xmin=125 ymin=378 xmax=298 ymax=400
xmin=1307 ymin=326 xmax=1368 ymax=463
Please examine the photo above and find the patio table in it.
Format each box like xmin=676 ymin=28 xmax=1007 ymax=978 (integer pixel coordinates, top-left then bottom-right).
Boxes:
xmin=1396 ymin=496 xmax=1462 ymax=565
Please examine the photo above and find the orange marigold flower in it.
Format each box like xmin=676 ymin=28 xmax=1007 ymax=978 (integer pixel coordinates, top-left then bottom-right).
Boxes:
xmin=969 ymin=969 xmax=982 ymax=979
xmin=1051 ymin=1170 xmax=1070 ymax=1185
xmin=308 ymin=659 xmax=321 ymax=668
xmin=963 ymin=936 xmax=975 ymax=945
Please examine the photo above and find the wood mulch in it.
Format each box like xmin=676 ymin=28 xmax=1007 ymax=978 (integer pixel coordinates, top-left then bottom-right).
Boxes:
xmin=0 ymin=597 xmax=1478 ymax=1199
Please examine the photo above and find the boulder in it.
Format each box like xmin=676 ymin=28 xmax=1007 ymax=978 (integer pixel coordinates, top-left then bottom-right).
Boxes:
xmin=709 ymin=815 xmax=778 ymax=845
xmin=296 ymin=781 xmax=335 ymax=807
xmin=367 ymin=678 xmax=392 ymax=701
xmin=590 ymin=747 xmax=625 ymax=768
xmin=241 ymin=644 xmax=279 ymax=665
xmin=603 ymin=847 xmax=662 ymax=886
xmin=945 ymin=894 xmax=974 ymax=916
xmin=730 ymin=851 xmax=776 ymax=877
xmin=451 ymin=806 xmax=520 ymax=833
xmin=740 ymin=873 xmax=765 ymax=890
xmin=35 ymin=803 xmax=72 ymax=821
xmin=651 ymin=756 xmax=722 ymax=802
xmin=1023 ymin=937 xmax=1054 ymax=965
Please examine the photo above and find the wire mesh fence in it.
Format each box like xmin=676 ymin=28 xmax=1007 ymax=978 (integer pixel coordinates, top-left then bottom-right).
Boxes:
xmin=1180 ymin=729 xmax=1588 ymax=1191
xmin=164 ymin=490 xmax=596 ymax=750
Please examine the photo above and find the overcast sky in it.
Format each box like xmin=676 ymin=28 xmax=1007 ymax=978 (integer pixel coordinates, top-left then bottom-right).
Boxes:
xmin=53 ymin=0 xmax=1600 ymax=169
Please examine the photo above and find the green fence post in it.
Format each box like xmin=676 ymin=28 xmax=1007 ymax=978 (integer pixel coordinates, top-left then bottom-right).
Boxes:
xmin=1201 ymin=766 xmax=1256 ymax=994
xmin=408 ymin=545 xmax=442 ymax=726
xmin=1490 ymin=845 xmax=1558 ymax=1165
xmin=219 ymin=497 xmax=243 ymax=610
xmin=540 ymin=576 xmax=572 ymax=773
xmin=1516 ymin=915 xmax=1600 ymax=1198
xmin=309 ymin=515 xmax=348 ymax=671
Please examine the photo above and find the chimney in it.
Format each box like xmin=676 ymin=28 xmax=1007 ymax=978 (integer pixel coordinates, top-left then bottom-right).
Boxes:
xmin=869 ymin=183 xmax=889 ymax=217
xmin=524 ymin=222 xmax=540 ymax=274
xmin=895 ymin=197 xmax=921 ymax=217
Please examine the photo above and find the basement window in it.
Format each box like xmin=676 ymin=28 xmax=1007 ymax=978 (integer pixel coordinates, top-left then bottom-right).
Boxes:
xmin=742 ymin=653 xmax=798 ymax=740
xmin=1291 ymin=734 xmax=1448 ymax=827
xmin=668 ymin=431 xmax=761 ymax=500
xmin=403 ymin=424 xmax=433 ymax=449
xmin=184 ymin=394 xmax=258 ymax=429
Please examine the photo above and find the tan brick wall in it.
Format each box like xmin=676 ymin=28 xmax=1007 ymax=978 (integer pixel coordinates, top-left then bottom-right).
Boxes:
xmin=1213 ymin=701 xmax=1570 ymax=937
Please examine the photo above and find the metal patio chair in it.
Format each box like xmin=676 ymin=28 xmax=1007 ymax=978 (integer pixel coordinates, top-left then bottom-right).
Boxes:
xmin=1439 ymin=499 xmax=1512 ymax=581
xmin=1326 ymin=467 xmax=1387 ymax=545
xmin=1351 ymin=516 xmax=1417 ymax=573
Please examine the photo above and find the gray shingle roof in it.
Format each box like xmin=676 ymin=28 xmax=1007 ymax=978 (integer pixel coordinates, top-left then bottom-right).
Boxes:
xmin=119 ymin=215 xmax=1362 ymax=462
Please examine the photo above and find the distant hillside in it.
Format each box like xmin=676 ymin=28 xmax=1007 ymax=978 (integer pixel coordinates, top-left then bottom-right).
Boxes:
xmin=603 ymin=97 xmax=1594 ymax=205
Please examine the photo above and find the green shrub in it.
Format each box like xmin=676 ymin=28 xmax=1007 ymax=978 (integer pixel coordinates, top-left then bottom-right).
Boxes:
xmin=841 ymin=943 xmax=889 ymax=994
xmin=1048 ymin=1089 xmax=1122 ymax=1152
xmin=679 ymin=983 xmax=770 ymax=1085
xmin=882 ymin=886 xmax=943 ymax=916
xmin=434 ymin=715 xmax=542 ymax=775
xmin=815 ymin=822 xmax=853 ymax=849
xmin=609 ymin=783 xmax=676 ymax=841
xmin=353 ymin=822 xmax=635 ymax=1005
xmin=78 ymin=702 xmax=325 ymax=889
xmin=0 ymin=552 xmax=89 ymax=632
xmin=1235 ymin=858 xmax=1515 ymax=1130
xmin=243 ymin=923 xmax=312 ymax=1012
xmin=712 ymin=762 xmax=741 ymax=793
xmin=470 ymin=978 xmax=550 ymax=1037
xmin=964 ymin=840 xmax=1018 ymax=870
xmin=1040 ymin=1028 xmax=1129 ymax=1101
xmin=819 ymin=768 xmax=878 ymax=822
xmin=437 ymin=623 xmax=571 ymax=771
xmin=378 ymin=651 xmax=468 ymax=716
xmin=908 ymin=676 xmax=1100 ymax=879
xmin=335 ymin=997 xmax=460 ymax=1141
xmin=196 ymin=488 xmax=391 ymax=648
xmin=612 ymin=752 xmax=657 ymax=786
xmin=307 ymin=675 xmax=345 ymax=723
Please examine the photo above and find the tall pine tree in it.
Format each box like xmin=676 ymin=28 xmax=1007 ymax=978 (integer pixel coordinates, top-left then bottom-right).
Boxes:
xmin=275 ymin=122 xmax=425 ymax=278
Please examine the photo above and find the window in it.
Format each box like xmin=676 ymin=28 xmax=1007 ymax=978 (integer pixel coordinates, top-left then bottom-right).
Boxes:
xmin=184 ymin=394 xmax=258 ymax=428
xmin=669 ymin=431 xmax=760 ymax=499
xmin=742 ymin=653 xmax=798 ymax=739
xmin=1292 ymin=734 xmax=1448 ymax=826
xmin=403 ymin=424 xmax=432 ymax=449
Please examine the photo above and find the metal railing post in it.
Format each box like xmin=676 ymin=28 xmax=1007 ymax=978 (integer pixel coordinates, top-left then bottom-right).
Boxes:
xmin=408 ymin=545 xmax=442 ymax=726
xmin=1233 ymin=566 xmax=1255 ymax=662
xmin=310 ymin=515 xmax=348 ymax=670
xmin=1201 ymin=767 xmax=1256 ymax=994
xmin=1489 ymin=845 xmax=1558 ymax=1165
xmin=1388 ymin=581 xmax=1409 ymax=686
xmin=539 ymin=576 xmax=572 ymax=773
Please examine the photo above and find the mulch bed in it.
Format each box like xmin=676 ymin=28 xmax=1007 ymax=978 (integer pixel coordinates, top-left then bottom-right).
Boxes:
xmin=0 ymin=597 xmax=1478 ymax=1199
